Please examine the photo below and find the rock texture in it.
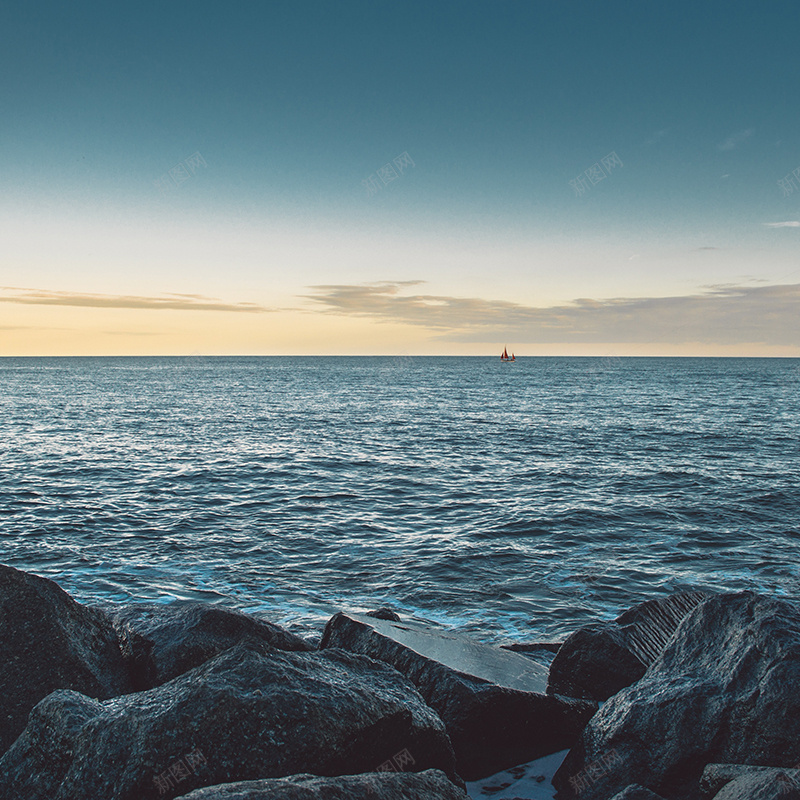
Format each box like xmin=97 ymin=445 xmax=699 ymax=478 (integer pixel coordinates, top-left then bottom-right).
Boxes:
xmin=0 ymin=564 xmax=136 ymax=756
xmin=610 ymin=786 xmax=668 ymax=800
xmin=700 ymin=764 xmax=800 ymax=800
xmin=366 ymin=607 xmax=403 ymax=622
xmin=105 ymin=601 xmax=313 ymax=687
xmin=177 ymin=769 xmax=468 ymax=799
xmin=0 ymin=640 xmax=459 ymax=800
xmin=710 ymin=769 xmax=800 ymax=800
xmin=320 ymin=611 xmax=596 ymax=781
xmin=548 ymin=590 xmax=708 ymax=701
xmin=552 ymin=592 xmax=800 ymax=800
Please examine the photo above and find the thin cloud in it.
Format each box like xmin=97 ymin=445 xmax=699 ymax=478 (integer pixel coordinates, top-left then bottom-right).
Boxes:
xmin=0 ymin=287 xmax=272 ymax=313
xmin=763 ymin=221 xmax=800 ymax=228
xmin=645 ymin=129 xmax=669 ymax=146
xmin=102 ymin=330 xmax=165 ymax=336
xmin=304 ymin=281 xmax=800 ymax=346
xmin=718 ymin=128 xmax=753 ymax=151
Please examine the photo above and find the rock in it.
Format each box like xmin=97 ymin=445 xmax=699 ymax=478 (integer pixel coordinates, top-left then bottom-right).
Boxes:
xmin=0 ymin=640 xmax=460 ymax=800
xmin=552 ymin=592 xmax=800 ymax=800
xmin=548 ymin=591 xmax=709 ymax=701
xmin=709 ymin=769 xmax=800 ymax=800
xmin=320 ymin=611 xmax=596 ymax=781
xmin=610 ymin=786 xmax=668 ymax=800
xmin=103 ymin=601 xmax=313 ymax=686
xmin=366 ymin=607 xmax=403 ymax=622
xmin=700 ymin=764 xmax=779 ymax=797
xmin=501 ymin=642 xmax=563 ymax=668
xmin=0 ymin=564 xmax=136 ymax=756
xmin=700 ymin=764 xmax=800 ymax=799
xmin=503 ymin=642 xmax=563 ymax=654
xmin=175 ymin=769 xmax=468 ymax=799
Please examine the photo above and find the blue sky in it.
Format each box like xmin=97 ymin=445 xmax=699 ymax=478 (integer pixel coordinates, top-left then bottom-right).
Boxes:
xmin=2 ymin=0 xmax=799 ymax=355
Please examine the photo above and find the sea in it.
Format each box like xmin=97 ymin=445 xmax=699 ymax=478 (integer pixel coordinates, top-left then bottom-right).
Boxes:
xmin=1 ymin=356 xmax=799 ymax=645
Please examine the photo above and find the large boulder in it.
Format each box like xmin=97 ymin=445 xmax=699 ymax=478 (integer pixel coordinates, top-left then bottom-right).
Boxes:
xmin=320 ymin=611 xmax=596 ymax=781
xmin=0 ymin=640 xmax=460 ymax=800
xmin=0 ymin=564 xmax=137 ymax=756
xmin=548 ymin=591 xmax=709 ymax=701
xmin=552 ymin=592 xmax=800 ymax=800
xmin=700 ymin=764 xmax=800 ymax=799
xmin=177 ymin=769 xmax=468 ymax=799
xmin=103 ymin=601 xmax=313 ymax=687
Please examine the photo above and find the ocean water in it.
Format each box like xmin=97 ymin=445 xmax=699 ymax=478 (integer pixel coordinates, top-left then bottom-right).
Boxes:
xmin=1 ymin=356 xmax=799 ymax=644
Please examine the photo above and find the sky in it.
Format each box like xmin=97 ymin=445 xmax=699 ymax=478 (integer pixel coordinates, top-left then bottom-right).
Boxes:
xmin=1 ymin=0 xmax=799 ymax=356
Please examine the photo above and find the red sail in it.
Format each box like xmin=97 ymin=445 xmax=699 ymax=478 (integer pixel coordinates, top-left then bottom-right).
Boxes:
xmin=502 ymin=347 xmax=509 ymax=359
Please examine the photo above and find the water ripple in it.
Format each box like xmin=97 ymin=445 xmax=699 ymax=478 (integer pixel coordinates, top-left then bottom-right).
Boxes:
xmin=1 ymin=355 xmax=799 ymax=642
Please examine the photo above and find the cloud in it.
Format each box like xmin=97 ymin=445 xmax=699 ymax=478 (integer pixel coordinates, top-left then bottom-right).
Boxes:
xmin=0 ymin=287 xmax=272 ymax=313
xmin=718 ymin=128 xmax=753 ymax=151
xmin=696 ymin=246 xmax=718 ymax=250
xmin=645 ymin=129 xmax=669 ymax=146
xmin=304 ymin=281 xmax=800 ymax=346
xmin=763 ymin=221 xmax=800 ymax=228
xmin=102 ymin=330 xmax=165 ymax=336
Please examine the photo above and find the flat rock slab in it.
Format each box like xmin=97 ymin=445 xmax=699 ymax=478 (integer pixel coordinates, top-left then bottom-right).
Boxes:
xmin=0 ymin=565 xmax=136 ymax=756
xmin=177 ymin=769 xmax=468 ymax=799
xmin=553 ymin=592 xmax=800 ymax=800
xmin=321 ymin=612 xmax=596 ymax=781
xmin=0 ymin=640 xmax=459 ymax=800
xmin=326 ymin=612 xmax=550 ymax=692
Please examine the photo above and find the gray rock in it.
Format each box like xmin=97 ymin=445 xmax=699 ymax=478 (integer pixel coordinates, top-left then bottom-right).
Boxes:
xmin=700 ymin=764 xmax=779 ymax=797
xmin=176 ymin=769 xmax=468 ymax=799
xmin=320 ymin=611 xmax=596 ymax=781
xmin=0 ymin=564 xmax=136 ymax=756
xmin=548 ymin=591 xmax=709 ymax=701
xmin=104 ymin=601 xmax=313 ymax=686
xmin=366 ymin=608 xmax=403 ymax=622
xmin=503 ymin=642 xmax=563 ymax=654
xmin=610 ymin=785 xmax=668 ymax=800
xmin=501 ymin=642 xmax=563 ymax=669
xmin=711 ymin=769 xmax=800 ymax=800
xmin=700 ymin=764 xmax=800 ymax=799
xmin=552 ymin=592 xmax=800 ymax=800
xmin=0 ymin=640 xmax=460 ymax=800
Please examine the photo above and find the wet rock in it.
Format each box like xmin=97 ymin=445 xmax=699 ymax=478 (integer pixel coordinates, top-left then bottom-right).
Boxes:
xmin=366 ymin=607 xmax=403 ymax=622
xmin=176 ymin=769 xmax=468 ymax=799
xmin=700 ymin=764 xmax=800 ymax=799
xmin=320 ymin=611 xmax=596 ymax=781
xmin=501 ymin=642 xmax=563 ymax=668
xmin=104 ymin=601 xmax=313 ymax=686
xmin=552 ymin=592 xmax=800 ymax=800
xmin=0 ymin=564 xmax=136 ymax=756
xmin=0 ymin=640 xmax=460 ymax=800
xmin=548 ymin=591 xmax=709 ymax=701
xmin=503 ymin=642 xmax=563 ymax=654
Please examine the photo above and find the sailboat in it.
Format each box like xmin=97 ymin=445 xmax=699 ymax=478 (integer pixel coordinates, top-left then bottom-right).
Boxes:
xmin=500 ymin=347 xmax=516 ymax=362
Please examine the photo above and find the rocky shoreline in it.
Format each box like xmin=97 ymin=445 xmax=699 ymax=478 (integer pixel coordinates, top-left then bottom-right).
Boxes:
xmin=1 ymin=564 xmax=799 ymax=799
